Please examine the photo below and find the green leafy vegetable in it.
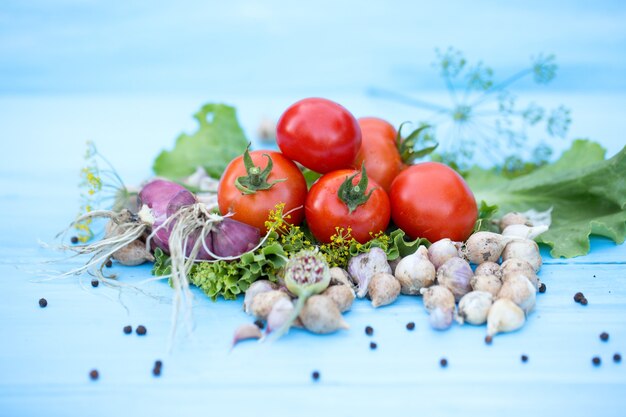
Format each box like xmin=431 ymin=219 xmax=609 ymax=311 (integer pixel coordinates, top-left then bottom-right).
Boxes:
xmin=473 ymin=200 xmax=499 ymax=233
xmin=467 ymin=140 xmax=626 ymax=258
xmin=153 ymin=103 xmax=248 ymax=179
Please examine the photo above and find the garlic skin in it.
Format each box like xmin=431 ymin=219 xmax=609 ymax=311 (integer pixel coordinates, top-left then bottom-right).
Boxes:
xmin=249 ymin=290 xmax=291 ymax=321
xmin=266 ymin=297 xmax=295 ymax=334
xmin=111 ymin=239 xmax=155 ymax=266
xmin=348 ymin=247 xmax=392 ymax=298
xmin=499 ymin=212 xmax=530 ymax=231
xmin=456 ymin=291 xmax=493 ymax=325
xmin=463 ymin=231 xmax=512 ymax=264
xmin=500 ymin=258 xmax=540 ymax=290
xmin=427 ymin=239 xmax=461 ymax=270
xmin=329 ymin=267 xmax=354 ymax=288
xmin=244 ymin=280 xmax=278 ymax=314
xmin=502 ymin=239 xmax=542 ymax=272
xmin=394 ymin=246 xmax=436 ymax=295
xmin=474 ymin=261 xmax=501 ymax=277
xmin=429 ymin=307 xmax=454 ymax=330
xmin=299 ymin=295 xmax=349 ymax=334
xmin=487 ymin=298 xmax=526 ymax=337
xmin=322 ymin=284 xmax=355 ymax=313
xmin=497 ymin=273 xmax=536 ymax=314
xmin=231 ymin=323 xmax=262 ymax=348
xmin=368 ymin=272 xmax=401 ymax=308
xmin=502 ymin=224 xmax=549 ymax=240
xmin=420 ymin=285 xmax=455 ymax=312
xmin=436 ymin=257 xmax=474 ymax=302
xmin=470 ymin=274 xmax=502 ymax=297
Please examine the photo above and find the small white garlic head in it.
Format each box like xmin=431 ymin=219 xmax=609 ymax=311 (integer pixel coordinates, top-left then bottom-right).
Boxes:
xmin=470 ymin=274 xmax=502 ymax=297
xmin=394 ymin=247 xmax=436 ymax=295
xmin=436 ymin=257 xmax=474 ymax=302
xmin=502 ymin=239 xmax=542 ymax=272
xmin=500 ymin=258 xmax=540 ymax=290
xmin=457 ymin=291 xmax=493 ymax=325
xmin=420 ymin=285 xmax=455 ymax=312
xmin=368 ymin=272 xmax=401 ymax=308
xmin=474 ymin=261 xmax=501 ymax=277
xmin=463 ymin=231 xmax=512 ymax=264
xmin=497 ymin=273 xmax=536 ymax=314
xmin=499 ymin=212 xmax=530 ymax=231
xmin=487 ymin=298 xmax=526 ymax=337
xmin=427 ymin=239 xmax=460 ymax=270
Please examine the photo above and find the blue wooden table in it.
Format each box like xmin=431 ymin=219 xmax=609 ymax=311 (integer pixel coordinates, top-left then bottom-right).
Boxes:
xmin=0 ymin=94 xmax=624 ymax=417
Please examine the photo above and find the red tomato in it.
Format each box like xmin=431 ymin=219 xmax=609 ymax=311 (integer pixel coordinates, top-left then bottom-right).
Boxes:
xmin=218 ymin=150 xmax=307 ymax=234
xmin=353 ymin=117 xmax=404 ymax=193
xmin=389 ymin=162 xmax=477 ymax=242
xmin=305 ymin=169 xmax=391 ymax=244
xmin=276 ymin=98 xmax=361 ymax=174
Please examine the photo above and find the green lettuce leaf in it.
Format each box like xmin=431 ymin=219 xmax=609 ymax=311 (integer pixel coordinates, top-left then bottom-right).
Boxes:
xmin=153 ymin=103 xmax=248 ymax=179
xmin=466 ymin=140 xmax=626 ymax=258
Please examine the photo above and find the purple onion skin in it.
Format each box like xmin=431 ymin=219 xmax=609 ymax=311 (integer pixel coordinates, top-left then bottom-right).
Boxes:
xmin=211 ymin=218 xmax=261 ymax=258
xmin=139 ymin=180 xmax=187 ymax=223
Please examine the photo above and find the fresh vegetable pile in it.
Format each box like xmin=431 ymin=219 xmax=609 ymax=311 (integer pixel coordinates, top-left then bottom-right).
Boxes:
xmin=59 ymin=96 xmax=626 ymax=344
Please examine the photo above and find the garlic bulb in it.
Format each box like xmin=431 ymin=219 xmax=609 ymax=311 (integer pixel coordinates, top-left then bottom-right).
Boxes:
xmin=487 ymin=298 xmax=526 ymax=337
xmin=474 ymin=261 xmax=500 ymax=277
xmin=394 ymin=246 xmax=436 ymax=295
xmin=436 ymin=257 xmax=473 ymax=301
xmin=463 ymin=231 xmax=512 ymax=264
xmin=249 ymin=290 xmax=291 ymax=320
xmin=329 ymin=267 xmax=353 ymax=288
xmin=244 ymin=280 xmax=278 ymax=314
xmin=502 ymin=239 xmax=542 ymax=272
xmin=322 ymin=284 xmax=355 ymax=313
xmin=470 ymin=274 xmax=502 ymax=297
xmin=502 ymin=224 xmax=548 ymax=240
xmin=429 ymin=307 xmax=454 ymax=330
xmin=420 ymin=285 xmax=455 ymax=312
xmin=497 ymin=273 xmax=536 ymax=314
xmin=299 ymin=295 xmax=349 ymax=334
xmin=368 ymin=272 xmax=401 ymax=308
xmin=266 ymin=297 xmax=295 ymax=334
xmin=348 ymin=247 xmax=392 ymax=298
xmin=499 ymin=212 xmax=530 ymax=231
xmin=500 ymin=258 xmax=540 ymax=290
xmin=456 ymin=291 xmax=493 ymax=325
xmin=427 ymin=238 xmax=461 ymax=270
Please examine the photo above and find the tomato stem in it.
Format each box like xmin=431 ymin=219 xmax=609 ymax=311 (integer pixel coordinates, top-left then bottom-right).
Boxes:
xmin=235 ymin=144 xmax=286 ymax=195
xmin=397 ymin=122 xmax=439 ymax=165
xmin=337 ymin=163 xmax=374 ymax=214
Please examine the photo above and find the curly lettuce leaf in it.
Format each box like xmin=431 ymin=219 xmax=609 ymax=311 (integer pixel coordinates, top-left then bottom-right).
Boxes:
xmin=466 ymin=140 xmax=626 ymax=258
xmin=153 ymin=103 xmax=248 ymax=179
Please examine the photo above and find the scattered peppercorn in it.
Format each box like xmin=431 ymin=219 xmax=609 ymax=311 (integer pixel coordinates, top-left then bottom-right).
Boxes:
xmin=406 ymin=322 xmax=415 ymax=331
xmin=484 ymin=335 xmax=493 ymax=345
xmin=574 ymin=292 xmax=584 ymax=303
xmin=91 ymin=279 xmax=99 ymax=288
xmin=155 ymin=360 xmax=162 ymax=368
xmin=89 ymin=369 xmax=99 ymax=380
xmin=440 ymin=358 xmax=448 ymax=368
xmin=580 ymin=297 xmax=588 ymax=306
xmin=71 ymin=236 xmax=79 ymax=244
xmin=123 ymin=325 xmax=132 ymax=334
xmin=38 ymin=298 xmax=47 ymax=308
xmin=136 ymin=325 xmax=147 ymax=336
xmin=152 ymin=360 xmax=162 ymax=377
xmin=370 ymin=342 xmax=377 ymax=350
xmin=599 ymin=332 xmax=609 ymax=342
xmin=538 ymin=283 xmax=546 ymax=293
xmin=521 ymin=354 xmax=529 ymax=363
xmin=365 ymin=326 xmax=374 ymax=336
xmin=311 ymin=371 xmax=320 ymax=381
xmin=254 ymin=319 xmax=265 ymax=330
xmin=613 ymin=353 xmax=622 ymax=363
xmin=592 ymin=356 xmax=601 ymax=366
xmin=105 ymin=260 xmax=113 ymax=268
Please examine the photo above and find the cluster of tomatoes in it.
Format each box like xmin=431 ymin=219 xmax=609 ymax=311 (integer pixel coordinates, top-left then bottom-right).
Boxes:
xmin=217 ymin=98 xmax=478 ymax=244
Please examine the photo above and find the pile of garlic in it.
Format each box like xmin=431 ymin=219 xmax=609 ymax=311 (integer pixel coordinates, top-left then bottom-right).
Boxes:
xmin=233 ymin=211 xmax=547 ymax=346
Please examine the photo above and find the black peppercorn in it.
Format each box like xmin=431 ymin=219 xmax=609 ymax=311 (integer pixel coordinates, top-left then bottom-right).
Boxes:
xmin=155 ymin=360 xmax=162 ymax=368
xmin=521 ymin=354 xmax=529 ymax=363
xmin=89 ymin=369 xmax=99 ymax=380
xmin=71 ymin=236 xmax=79 ymax=244
xmin=369 ymin=342 xmax=377 ymax=350
xmin=574 ymin=292 xmax=584 ymax=302
xmin=38 ymin=298 xmax=47 ymax=308
xmin=592 ymin=356 xmax=601 ymax=366
xmin=136 ymin=325 xmax=147 ymax=336
xmin=254 ymin=319 xmax=265 ymax=330
xmin=485 ymin=335 xmax=493 ymax=345
xmin=365 ymin=326 xmax=374 ymax=336
xmin=406 ymin=322 xmax=415 ymax=331
xmin=440 ymin=358 xmax=448 ymax=367
xmin=91 ymin=279 xmax=99 ymax=288
xmin=613 ymin=353 xmax=622 ymax=363
xmin=538 ymin=283 xmax=546 ymax=293
xmin=105 ymin=260 xmax=112 ymax=268
xmin=580 ymin=297 xmax=588 ymax=306
xmin=152 ymin=361 xmax=162 ymax=377
xmin=599 ymin=332 xmax=609 ymax=342
xmin=311 ymin=371 xmax=320 ymax=381
xmin=123 ymin=325 xmax=132 ymax=334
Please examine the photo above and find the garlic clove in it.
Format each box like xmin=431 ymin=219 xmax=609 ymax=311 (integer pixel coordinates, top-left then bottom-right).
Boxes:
xmin=463 ymin=231 xmax=512 ymax=264
xmin=470 ymin=274 xmax=502 ymax=297
xmin=502 ymin=239 xmax=542 ymax=272
xmin=322 ymin=284 xmax=355 ymax=313
xmin=329 ymin=267 xmax=354 ymax=288
xmin=456 ymin=291 xmax=493 ymax=325
xmin=394 ymin=247 xmax=436 ymax=295
xmin=499 ymin=211 xmax=531 ymax=231
xmin=474 ymin=261 xmax=501 ymax=277
xmin=502 ymin=224 xmax=549 ymax=240
xmin=243 ymin=280 xmax=278 ymax=314
xmin=299 ymin=295 xmax=349 ymax=334
xmin=436 ymin=257 xmax=473 ymax=302
xmin=429 ymin=307 xmax=454 ymax=330
xmin=427 ymin=238 xmax=461 ymax=270
xmin=249 ymin=290 xmax=291 ymax=321
xmin=111 ymin=239 xmax=155 ymax=266
xmin=348 ymin=247 xmax=392 ymax=298
xmin=231 ymin=323 xmax=262 ymax=348
xmin=266 ymin=297 xmax=295 ymax=334
xmin=497 ymin=273 xmax=536 ymax=315
xmin=368 ymin=272 xmax=401 ymax=308
xmin=420 ymin=285 xmax=455 ymax=312
xmin=487 ymin=298 xmax=526 ymax=337
xmin=500 ymin=258 xmax=540 ymax=290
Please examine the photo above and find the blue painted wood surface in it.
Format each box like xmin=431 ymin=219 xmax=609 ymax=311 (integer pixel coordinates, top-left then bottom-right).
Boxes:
xmin=0 ymin=93 xmax=625 ymax=417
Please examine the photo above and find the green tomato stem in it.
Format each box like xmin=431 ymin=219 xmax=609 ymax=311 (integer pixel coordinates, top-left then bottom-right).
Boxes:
xmin=337 ymin=163 xmax=374 ymax=214
xmin=235 ymin=143 xmax=286 ymax=195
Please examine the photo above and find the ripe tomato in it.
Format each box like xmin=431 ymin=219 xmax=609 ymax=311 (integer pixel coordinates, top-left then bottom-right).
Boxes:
xmin=305 ymin=168 xmax=390 ymax=244
xmin=218 ymin=149 xmax=307 ymax=234
xmin=276 ymin=98 xmax=361 ymax=174
xmin=353 ymin=117 xmax=404 ymax=193
xmin=389 ymin=162 xmax=477 ymax=242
